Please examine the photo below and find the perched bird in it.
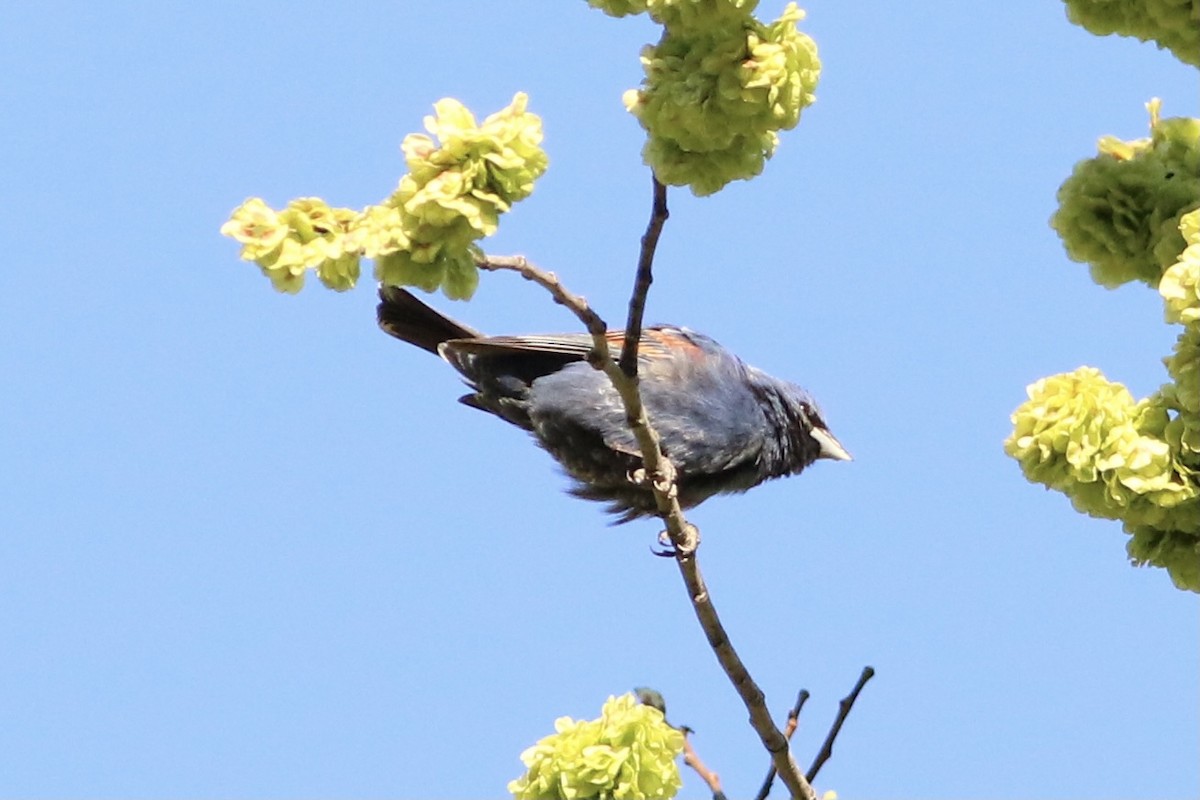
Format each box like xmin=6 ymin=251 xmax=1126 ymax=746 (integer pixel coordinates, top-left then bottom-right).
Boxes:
xmin=378 ymin=286 xmax=850 ymax=521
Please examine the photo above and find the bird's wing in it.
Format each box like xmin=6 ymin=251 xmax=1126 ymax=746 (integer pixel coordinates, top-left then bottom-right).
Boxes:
xmin=443 ymin=327 xmax=685 ymax=363
xmin=443 ymin=333 xmax=595 ymax=360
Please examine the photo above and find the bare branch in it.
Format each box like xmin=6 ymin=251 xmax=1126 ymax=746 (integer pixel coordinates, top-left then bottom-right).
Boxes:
xmin=682 ymin=735 xmax=726 ymax=800
xmin=787 ymin=689 xmax=812 ymax=737
xmin=476 ymin=176 xmax=818 ymax=800
xmin=619 ymin=176 xmax=670 ymax=377
xmin=672 ymin=562 xmax=812 ymax=800
xmin=475 ymin=255 xmax=608 ymax=339
xmin=478 ymin=250 xmax=814 ymax=798
xmin=754 ymin=689 xmax=811 ymax=800
xmin=806 ymin=666 xmax=876 ymax=783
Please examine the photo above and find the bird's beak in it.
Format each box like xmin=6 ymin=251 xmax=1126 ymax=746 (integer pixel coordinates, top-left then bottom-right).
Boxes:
xmin=811 ymin=427 xmax=852 ymax=462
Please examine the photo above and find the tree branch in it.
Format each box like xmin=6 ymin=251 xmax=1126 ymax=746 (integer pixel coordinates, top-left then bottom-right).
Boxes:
xmin=754 ymin=689 xmax=811 ymax=800
xmin=682 ymin=735 xmax=726 ymax=800
xmin=806 ymin=666 xmax=876 ymax=783
xmin=473 ymin=254 xmax=608 ymax=340
xmin=474 ymin=250 xmax=815 ymax=800
xmin=786 ymin=690 xmax=812 ymax=739
xmin=671 ymin=556 xmax=812 ymax=800
xmin=619 ymin=176 xmax=669 ymax=377
xmin=475 ymin=177 xmax=817 ymax=800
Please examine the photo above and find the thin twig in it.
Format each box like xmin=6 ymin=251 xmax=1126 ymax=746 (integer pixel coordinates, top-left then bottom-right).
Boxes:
xmin=618 ymin=176 xmax=669 ymax=377
xmin=682 ymin=735 xmax=726 ymax=800
xmin=786 ymin=690 xmax=812 ymax=738
xmin=474 ymin=255 xmax=608 ymax=339
xmin=754 ymin=689 xmax=811 ymax=800
xmin=806 ymin=666 xmax=876 ymax=783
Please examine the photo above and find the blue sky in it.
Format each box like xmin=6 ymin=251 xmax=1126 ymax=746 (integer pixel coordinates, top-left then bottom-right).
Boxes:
xmin=1 ymin=2 xmax=1196 ymax=798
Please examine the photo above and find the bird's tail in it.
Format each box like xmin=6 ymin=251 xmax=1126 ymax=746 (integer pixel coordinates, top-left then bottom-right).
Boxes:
xmin=376 ymin=286 xmax=483 ymax=355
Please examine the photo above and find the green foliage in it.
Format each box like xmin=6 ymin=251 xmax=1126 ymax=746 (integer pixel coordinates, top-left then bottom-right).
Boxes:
xmin=1015 ymin=0 xmax=1200 ymax=594
xmin=589 ymin=0 xmax=759 ymax=27
xmin=1050 ymin=101 xmax=1200 ymax=289
xmin=1062 ymin=0 xmax=1200 ymax=66
xmin=1159 ymin=209 xmax=1200 ymax=325
xmin=508 ymin=693 xmax=686 ymax=800
xmin=587 ymin=0 xmax=649 ymax=17
xmin=1159 ymin=318 xmax=1200 ymax=467
xmin=1006 ymin=209 xmax=1200 ymax=592
xmin=593 ymin=1 xmax=820 ymax=196
xmin=220 ymin=94 xmax=547 ymax=299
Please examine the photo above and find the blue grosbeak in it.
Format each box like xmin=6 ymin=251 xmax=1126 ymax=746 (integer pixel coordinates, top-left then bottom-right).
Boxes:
xmin=378 ymin=287 xmax=850 ymax=521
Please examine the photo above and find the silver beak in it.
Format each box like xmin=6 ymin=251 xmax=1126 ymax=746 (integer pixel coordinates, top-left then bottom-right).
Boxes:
xmin=811 ymin=427 xmax=852 ymax=462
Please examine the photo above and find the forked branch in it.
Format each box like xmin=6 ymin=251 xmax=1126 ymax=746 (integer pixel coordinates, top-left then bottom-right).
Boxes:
xmin=476 ymin=176 xmax=817 ymax=800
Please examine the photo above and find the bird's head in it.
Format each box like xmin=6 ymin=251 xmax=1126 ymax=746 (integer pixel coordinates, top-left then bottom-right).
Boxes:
xmin=748 ymin=369 xmax=851 ymax=473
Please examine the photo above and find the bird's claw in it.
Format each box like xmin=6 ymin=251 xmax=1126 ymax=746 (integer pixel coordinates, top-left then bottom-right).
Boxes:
xmin=652 ymin=460 xmax=678 ymax=498
xmin=650 ymin=524 xmax=699 ymax=558
xmin=650 ymin=529 xmax=676 ymax=557
xmin=628 ymin=462 xmax=678 ymax=500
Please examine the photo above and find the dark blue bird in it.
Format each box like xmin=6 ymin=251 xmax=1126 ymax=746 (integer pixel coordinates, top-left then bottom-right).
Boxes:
xmin=378 ymin=287 xmax=850 ymax=521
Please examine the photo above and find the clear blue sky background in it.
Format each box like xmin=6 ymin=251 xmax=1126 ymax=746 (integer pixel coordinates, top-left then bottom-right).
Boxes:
xmin=1 ymin=2 xmax=1196 ymax=798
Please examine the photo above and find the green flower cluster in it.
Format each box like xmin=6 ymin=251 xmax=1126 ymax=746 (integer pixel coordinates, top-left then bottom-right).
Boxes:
xmin=1125 ymin=525 xmax=1200 ymax=592
xmin=589 ymin=0 xmax=759 ymax=26
xmin=587 ymin=0 xmax=648 ymax=16
xmin=1160 ymin=323 xmax=1200 ymax=467
xmin=221 ymin=94 xmax=547 ymax=299
xmin=508 ymin=693 xmax=685 ymax=800
xmin=606 ymin=1 xmax=819 ymax=196
xmin=1050 ymin=100 xmax=1200 ymax=289
xmin=219 ymin=197 xmax=361 ymax=293
xmin=1063 ymin=0 xmax=1200 ymax=66
xmin=1051 ymin=102 xmax=1200 ymax=288
xmin=1005 ymin=366 xmax=1200 ymax=591
xmin=1159 ymin=209 xmax=1200 ymax=325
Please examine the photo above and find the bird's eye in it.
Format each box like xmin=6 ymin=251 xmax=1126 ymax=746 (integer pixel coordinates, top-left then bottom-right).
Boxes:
xmin=799 ymin=401 xmax=824 ymax=428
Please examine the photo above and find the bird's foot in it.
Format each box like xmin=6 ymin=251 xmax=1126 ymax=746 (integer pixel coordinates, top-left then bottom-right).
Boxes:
xmin=652 ymin=461 xmax=678 ymax=499
xmin=628 ymin=462 xmax=678 ymax=500
xmin=650 ymin=524 xmax=699 ymax=558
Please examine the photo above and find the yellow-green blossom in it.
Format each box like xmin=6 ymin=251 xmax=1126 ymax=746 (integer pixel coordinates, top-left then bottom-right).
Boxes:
xmin=220 ymin=197 xmax=289 ymax=261
xmin=352 ymin=204 xmax=411 ymax=260
xmin=1007 ymin=367 xmax=1200 ymax=591
xmin=647 ymin=0 xmax=759 ymax=31
xmin=222 ymin=95 xmax=547 ymax=299
xmin=587 ymin=0 xmax=759 ymax=29
xmin=643 ymin=131 xmax=778 ymax=196
xmin=1063 ymin=0 xmax=1200 ymax=67
xmin=1159 ymin=209 xmax=1200 ymax=324
xmin=1164 ymin=324 xmax=1200 ymax=414
xmin=1125 ymin=525 xmax=1200 ymax=592
xmin=221 ymin=197 xmax=363 ymax=294
xmin=1006 ymin=368 xmax=1198 ymax=517
xmin=624 ymin=3 xmax=819 ymax=196
xmin=1005 ymin=367 xmax=1140 ymax=492
xmin=381 ymin=93 xmax=547 ymax=297
xmin=1051 ymin=101 xmax=1200 ymax=288
xmin=587 ymin=0 xmax=650 ymax=18
xmin=1095 ymin=418 xmax=1195 ymax=511
xmin=508 ymin=693 xmax=685 ymax=800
